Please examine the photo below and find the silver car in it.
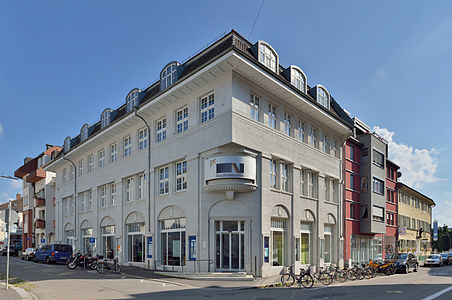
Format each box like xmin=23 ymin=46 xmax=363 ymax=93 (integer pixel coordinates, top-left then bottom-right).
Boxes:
xmin=424 ymin=254 xmax=442 ymax=267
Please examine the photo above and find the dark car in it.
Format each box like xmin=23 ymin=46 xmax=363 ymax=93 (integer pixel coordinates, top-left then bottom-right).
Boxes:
xmin=440 ymin=253 xmax=450 ymax=266
xmin=389 ymin=252 xmax=418 ymax=273
xmin=21 ymin=248 xmax=36 ymax=261
xmin=0 ymin=245 xmax=19 ymax=256
xmin=34 ymin=244 xmax=73 ymax=264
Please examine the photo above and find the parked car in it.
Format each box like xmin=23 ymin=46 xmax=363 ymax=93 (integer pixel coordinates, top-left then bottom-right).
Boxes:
xmin=0 ymin=245 xmax=19 ymax=256
xmin=389 ymin=252 xmax=418 ymax=273
xmin=34 ymin=244 xmax=73 ymax=264
xmin=440 ymin=253 xmax=450 ymax=266
xmin=448 ymin=252 xmax=452 ymax=265
xmin=21 ymin=248 xmax=36 ymax=261
xmin=424 ymin=254 xmax=443 ymax=267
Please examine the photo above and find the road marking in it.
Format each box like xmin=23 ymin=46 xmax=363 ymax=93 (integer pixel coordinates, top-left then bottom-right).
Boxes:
xmin=422 ymin=286 xmax=452 ymax=300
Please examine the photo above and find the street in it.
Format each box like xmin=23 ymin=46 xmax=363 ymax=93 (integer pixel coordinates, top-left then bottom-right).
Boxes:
xmin=1 ymin=256 xmax=452 ymax=300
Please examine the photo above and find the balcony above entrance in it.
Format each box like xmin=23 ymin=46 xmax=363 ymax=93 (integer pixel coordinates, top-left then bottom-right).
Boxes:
xmin=203 ymin=155 xmax=257 ymax=199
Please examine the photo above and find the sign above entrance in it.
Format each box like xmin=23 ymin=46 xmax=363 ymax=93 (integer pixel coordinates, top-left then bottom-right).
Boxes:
xmin=205 ymin=155 xmax=256 ymax=181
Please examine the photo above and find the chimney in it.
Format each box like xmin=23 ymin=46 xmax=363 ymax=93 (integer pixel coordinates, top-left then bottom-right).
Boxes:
xmin=16 ymin=193 xmax=22 ymax=200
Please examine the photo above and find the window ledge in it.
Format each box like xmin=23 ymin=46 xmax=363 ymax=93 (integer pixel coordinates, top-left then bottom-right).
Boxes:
xmin=300 ymin=195 xmax=319 ymax=201
xmin=174 ymin=189 xmax=187 ymax=195
xmin=325 ymin=201 xmax=339 ymax=206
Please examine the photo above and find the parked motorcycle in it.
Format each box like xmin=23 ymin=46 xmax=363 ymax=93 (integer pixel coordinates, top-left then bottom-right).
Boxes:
xmin=67 ymin=251 xmax=102 ymax=270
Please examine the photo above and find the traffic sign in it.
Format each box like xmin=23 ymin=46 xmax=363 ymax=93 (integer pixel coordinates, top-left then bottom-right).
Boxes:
xmin=0 ymin=209 xmax=19 ymax=223
xmin=89 ymin=237 xmax=95 ymax=243
xmin=433 ymin=219 xmax=438 ymax=241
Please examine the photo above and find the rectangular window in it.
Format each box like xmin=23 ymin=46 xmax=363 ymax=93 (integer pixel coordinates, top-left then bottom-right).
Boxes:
xmin=372 ymin=177 xmax=384 ymax=195
xmin=310 ymin=127 xmax=317 ymax=148
xmin=268 ymin=104 xmax=277 ymax=129
xmin=88 ymin=155 xmax=94 ymax=172
xmin=98 ymin=148 xmax=105 ymax=167
xmin=283 ymin=113 xmax=291 ymax=136
xmin=78 ymin=159 xmax=84 ymax=176
xmin=201 ymin=93 xmax=215 ymax=123
xmin=69 ymin=165 xmax=74 ymax=180
xmin=322 ymin=133 xmax=328 ymax=153
xmin=350 ymin=174 xmax=355 ymax=190
xmin=300 ymin=222 xmax=312 ymax=264
xmin=125 ymin=177 xmax=133 ymax=202
xmin=387 ymin=189 xmax=390 ymax=202
xmin=372 ymin=205 xmax=384 ymax=222
xmin=159 ymin=167 xmax=169 ymax=195
xmin=87 ymin=190 xmax=92 ymax=210
xmin=281 ymin=163 xmax=289 ymax=192
xmin=250 ymin=94 xmax=260 ymax=121
xmin=111 ymin=143 xmax=117 ymax=162
xmin=78 ymin=192 xmax=85 ymax=212
xmin=139 ymin=128 xmax=148 ymax=150
xmin=350 ymin=203 xmax=356 ymax=219
xmin=63 ymin=168 xmax=67 ymax=183
xmin=176 ymin=106 xmax=189 ymax=133
xmin=156 ymin=118 xmax=167 ymax=142
xmin=308 ymin=171 xmax=318 ymax=199
xmin=298 ymin=120 xmax=305 ymax=143
xmin=373 ymin=149 xmax=384 ymax=168
xmin=176 ymin=161 xmax=187 ymax=191
xmin=99 ymin=185 xmax=108 ymax=208
xmin=110 ymin=183 xmax=116 ymax=206
xmin=300 ymin=169 xmax=307 ymax=196
xmin=124 ymin=136 xmax=132 ymax=157
xmin=270 ymin=160 xmax=277 ymax=189
xmin=350 ymin=145 xmax=355 ymax=161
xmin=271 ymin=218 xmax=286 ymax=266
xmin=138 ymin=174 xmax=145 ymax=200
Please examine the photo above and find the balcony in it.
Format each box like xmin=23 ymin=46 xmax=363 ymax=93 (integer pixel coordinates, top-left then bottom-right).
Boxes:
xmin=27 ymin=168 xmax=46 ymax=183
xmin=35 ymin=198 xmax=45 ymax=207
xmin=14 ymin=158 xmax=38 ymax=179
xmin=35 ymin=219 xmax=45 ymax=229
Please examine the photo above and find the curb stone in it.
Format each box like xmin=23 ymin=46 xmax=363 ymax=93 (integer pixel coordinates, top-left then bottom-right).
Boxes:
xmin=0 ymin=283 xmax=34 ymax=300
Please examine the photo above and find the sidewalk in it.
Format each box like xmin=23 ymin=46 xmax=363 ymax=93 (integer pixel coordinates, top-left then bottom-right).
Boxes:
xmin=0 ymin=283 xmax=33 ymax=300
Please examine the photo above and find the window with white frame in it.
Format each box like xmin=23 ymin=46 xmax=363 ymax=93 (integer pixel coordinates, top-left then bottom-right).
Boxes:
xmin=159 ymin=167 xmax=169 ymax=195
xmin=138 ymin=174 xmax=145 ymax=200
xmin=64 ymin=137 xmax=71 ymax=152
xmin=372 ymin=205 xmax=384 ymax=222
xmin=281 ymin=163 xmax=289 ymax=192
xmin=250 ymin=94 xmax=260 ymax=121
xmin=373 ymin=149 xmax=384 ymax=168
xmin=99 ymin=185 xmax=108 ymax=208
xmin=110 ymin=183 xmax=116 ymax=206
xmin=81 ymin=125 xmax=88 ymax=141
xmin=326 ymin=178 xmax=339 ymax=203
xmin=271 ymin=217 xmax=286 ymax=266
xmin=200 ymin=93 xmax=215 ymax=123
xmin=259 ymin=43 xmax=277 ymax=72
xmin=283 ymin=113 xmax=291 ymax=136
xmin=98 ymin=148 xmax=105 ymax=167
xmin=307 ymin=171 xmax=318 ymax=199
xmin=310 ymin=127 xmax=317 ymax=148
xmin=298 ymin=120 xmax=305 ymax=143
xmin=268 ymin=104 xmax=277 ymax=129
xmin=138 ymin=127 xmax=148 ymax=150
xmin=291 ymin=68 xmax=306 ymax=92
xmin=176 ymin=106 xmax=188 ymax=134
xmin=110 ymin=143 xmax=117 ymax=162
xmin=78 ymin=159 xmax=84 ymax=176
xmin=156 ymin=118 xmax=167 ymax=142
xmin=300 ymin=169 xmax=307 ymax=196
xmin=372 ymin=177 xmax=384 ymax=195
xmin=317 ymin=87 xmax=329 ymax=109
xmin=333 ymin=140 xmax=338 ymax=158
xmin=126 ymin=90 xmax=140 ymax=113
xmin=124 ymin=136 xmax=132 ymax=157
xmin=161 ymin=63 xmax=178 ymax=90
xmin=270 ymin=159 xmax=277 ymax=189
xmin=322 ymin=133 xmax=328 ymax=152
xmin=87 ymin=190 xmax=92 ymax=210
xmin=176 ymin=161 xmax=187 ymax=191
xmin=101 ymin=109 xmax=111 ymax=128
xmin=125 ymin=177 xmax=134 ymax=202
xmin=300 ymin=222 xmax=312 ymax=264
xmin=88 ymin=155 xmax=94 ymax=172
xmin=78 ymin=192 xmax=85 ymax=211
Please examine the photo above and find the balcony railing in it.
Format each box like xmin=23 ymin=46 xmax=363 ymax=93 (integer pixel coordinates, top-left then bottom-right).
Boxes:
xmin=35 ymin=198 xmax=45 ymax=207
xmin=35 ymin=219 xmax=45 ymax=228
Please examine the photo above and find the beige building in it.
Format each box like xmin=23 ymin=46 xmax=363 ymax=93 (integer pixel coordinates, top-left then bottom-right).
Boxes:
xmin=397 ymin=183 xmax=435 ymax=256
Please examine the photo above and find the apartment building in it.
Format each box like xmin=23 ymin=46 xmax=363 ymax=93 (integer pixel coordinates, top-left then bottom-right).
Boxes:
xmin=397 ymin=182 xmax=435 ymax=256
xmin=14 ymin=145 xmax=61 ymax=249
xmin=385 ymin=159 xmax=399 ymax=254
xmin=0 ymin=194 xmax=23 ymax=247
xmin=44 ymin=30 xmax=354 ymax=277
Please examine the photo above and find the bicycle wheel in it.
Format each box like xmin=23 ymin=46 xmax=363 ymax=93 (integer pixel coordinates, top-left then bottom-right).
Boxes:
xmin=364 ymin=269 xmax=372 ymax=279
xmin=97 ymin=261 xmax=106 ymax=274
xmin=301 ymin=274 xmax=314 ymax=288
xmin=371 ymin=267 xmax=377 ymax=278
xmin=319 ymin=273 xmax=333 ymax=285
xmin=281 ymin=273 xmax=295 ymax=287
xmin=336 ymin=270 xmax=347 ymax=283
xmin=114 ymin=263 xmax=121 ymax=273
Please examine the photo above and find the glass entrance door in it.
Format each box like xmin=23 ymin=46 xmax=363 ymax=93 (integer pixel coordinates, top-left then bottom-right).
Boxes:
xmin=215 ymin=221 xmax=244 ymax=271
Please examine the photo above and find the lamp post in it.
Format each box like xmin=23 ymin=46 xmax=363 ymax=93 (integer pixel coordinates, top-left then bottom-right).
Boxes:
xmin=1 ymin=175 xmax=22 ymax=290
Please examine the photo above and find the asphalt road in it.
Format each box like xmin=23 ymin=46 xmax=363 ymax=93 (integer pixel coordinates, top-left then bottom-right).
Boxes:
xmin=1 ymin=255 xmax=452 ymax=300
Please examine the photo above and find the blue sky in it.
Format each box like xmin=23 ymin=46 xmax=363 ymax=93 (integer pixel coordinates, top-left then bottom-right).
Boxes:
xmin=1 ymin=1 xmax=451 ymax=226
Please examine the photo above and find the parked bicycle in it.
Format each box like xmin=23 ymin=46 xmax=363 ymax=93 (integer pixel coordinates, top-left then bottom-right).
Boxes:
xmin=305 ymin=266 xmax=333 ymax=285
xmin=329 ymin=265 xmax=347 ymax=283
xmin=97 ymin=257 xmax=121 ymax=274
xmin=280 ymin=266 xmax=314 ymax=288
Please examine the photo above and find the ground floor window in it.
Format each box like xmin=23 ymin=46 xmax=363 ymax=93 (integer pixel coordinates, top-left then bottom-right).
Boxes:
xmin=102 ymin=225 xmax=115 ymax=259
xmin=215 ymin=220 xmax=245 ymax=270
xmin=351 ymin=235 xmax=382 ymax=264
xmin=127 ymin=222 xmax=144 ymax=263
xmin=324 ymin=225 xmax=333 ymax=264
xmin=300 ymin=222 xmax=313 ymax=264
xmin=161 ymin=218 xmax=186 ymax=266
xmin=271 ymin=218 xmax=286 ymax=266
xmin=81 ymin=228 xmax=94 ymax=254
xmin=64 ymin=230 xmax=75 ymax=249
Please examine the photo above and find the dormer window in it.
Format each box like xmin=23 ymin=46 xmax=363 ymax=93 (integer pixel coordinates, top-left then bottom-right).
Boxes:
xmin=290 ymin=67 xmax=307 ymax=93
xmin=161 ymin=63 xmax=178 ymax=90
xmin=101 ymin=109 xmax=112 ymax=129
xmin=126 ymin=89 xmax=141 ymax=113
xmin=317 ymin=86 xmax=330 ymax=109
xmin=80 ymin=124 xmax=89 ymax=142
xmin=259 ymin=43 xmax=277 ymax=72
xmin=64 ymin=137 xmax=71 ymax=153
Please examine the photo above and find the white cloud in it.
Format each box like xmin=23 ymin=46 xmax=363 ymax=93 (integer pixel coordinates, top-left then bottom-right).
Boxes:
xmin=0 ymin=123 xmax=3 ymax=136
xmin=8 ymin=179 xmax=22 ymax=191
xmin=433 ymin=200 xmax=452 ymax=227
xmin=373 ymin=126 xmax=440 ymax=188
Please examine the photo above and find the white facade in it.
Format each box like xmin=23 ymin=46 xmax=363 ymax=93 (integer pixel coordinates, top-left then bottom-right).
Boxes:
xmin=45 ymin=32 xmax=352 ymax=276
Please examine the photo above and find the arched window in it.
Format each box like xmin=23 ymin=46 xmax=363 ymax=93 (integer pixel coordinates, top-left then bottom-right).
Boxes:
xmin=259 ymin=43 xmax=277 ymax=72
xmin=101 ymin=109 xmax=112 ymax=129
xmin=160 ymin=62 xmax=179 ymax=90
xmin=126 ymin=89 xmax=141 ymax=113
xmin=64 ymin=137 xmax=71 ymax=152
xmin=290 ymin=67 xmax=307 ymax=93
xmin=80 ymin=124 xmax=89 ymax=142
xmin=317 ymin=86 xmax=329 ymax=109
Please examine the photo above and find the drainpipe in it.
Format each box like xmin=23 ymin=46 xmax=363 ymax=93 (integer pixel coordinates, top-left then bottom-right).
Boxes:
xmin=63 ymin=155 xmax=77 ymax=248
